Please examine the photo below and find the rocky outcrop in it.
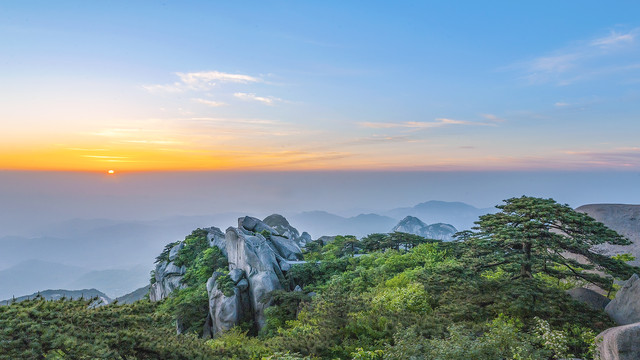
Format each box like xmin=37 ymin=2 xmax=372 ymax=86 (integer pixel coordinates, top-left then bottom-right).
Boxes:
xmin=151 ymin=215 xmax=306 ymax=336
xmin=576 ymin=204 xmax=640 ymax=266
xmin=316 ymin=236 xmax=336 ymax=246
xmin=597 ymin=322 xmax=640 ymax=360
xmin=392 ymin=216 xmax=458 ymax=241
xmin=263 ymin=214 xmax=312 ymax=248
xmin=606 ymin=274 xmax=640 ymax=325
xmin=150 ymin=227 xmax=225 ymax=302
xmin=149 ymin=249 xmax=187 ymax=303
xmin=204 ymin=215 xmax=304 ymax=334
xmin=206 ymin=270 xmax=252 ymax=336
xmin=206 ymin=227 xmax=227 ymax=257
xmin=566 ymin=287 xmax=610 ymax=310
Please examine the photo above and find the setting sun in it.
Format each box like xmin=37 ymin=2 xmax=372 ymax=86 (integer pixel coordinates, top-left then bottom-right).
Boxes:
xmin=107 ymin=170 xmax=115 ymax=174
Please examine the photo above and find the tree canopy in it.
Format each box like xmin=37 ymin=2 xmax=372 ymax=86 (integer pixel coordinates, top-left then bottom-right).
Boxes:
xmin=463 ymin=196 xmax=636 ymax=290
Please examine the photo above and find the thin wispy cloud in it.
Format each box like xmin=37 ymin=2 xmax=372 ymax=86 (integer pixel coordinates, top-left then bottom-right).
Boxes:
xmin=515 ymin=28 xmax=640 ymax=85
xmin=359 ymin=117 xmax=497 ymax=129
xmin=565 ymin=147 xmax=640 ymax=168
xmin=591 ymin=30 xmax=636 ymax=48
xmin=193 ymin=98 xmax=226 ymax=107
xmin=143 ymin=71 xmax=261 ymax=93
xmin=481 ymin=114 xmax=506 ymax=122
xmin=234 ymin=92 xmax=281 ymax=105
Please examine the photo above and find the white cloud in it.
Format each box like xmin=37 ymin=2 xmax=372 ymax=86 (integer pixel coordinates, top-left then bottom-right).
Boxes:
xmin=481 ymin=114 xmax=506 ymax=122
xmin=143 ymin=71 xmax=261 ymax=93
xmin=359 ymin=117 xmax=496 ymax=129
xmin=555 ymin=102 xmax=570 ymax=107
xmin=177 ymin=71 xmax=259 ymax=89
xmin=234 ymin=92 xmax=281 ymax=105
xmin=591 ymin=30 xmax=635 ymax=47
xmin=515 ymin=28 xmax=640 ymax=85
xmin=193 ymin=98 xmax=226 ymax=107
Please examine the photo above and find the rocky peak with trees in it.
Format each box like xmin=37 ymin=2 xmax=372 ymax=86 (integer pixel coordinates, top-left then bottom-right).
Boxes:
xmin=3 ymin=196 xmax=640 ymax=359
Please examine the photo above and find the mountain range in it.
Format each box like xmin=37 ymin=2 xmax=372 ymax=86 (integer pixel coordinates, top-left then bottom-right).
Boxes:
xmin=0 ymin=200 xmax=492 ymax=300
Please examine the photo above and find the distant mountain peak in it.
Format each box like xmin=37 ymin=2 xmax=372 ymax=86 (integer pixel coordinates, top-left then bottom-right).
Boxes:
xmin=413 ymin=200 xmax=478 ymax=210
xmin=392 ymin=216 xmax=457 ymax=241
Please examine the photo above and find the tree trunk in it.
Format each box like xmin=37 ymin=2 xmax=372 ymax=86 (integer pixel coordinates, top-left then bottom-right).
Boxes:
xmin=521 ymin=241 xmax=532 ymax=278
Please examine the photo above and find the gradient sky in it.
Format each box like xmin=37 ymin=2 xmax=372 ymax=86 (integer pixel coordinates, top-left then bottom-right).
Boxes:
xmin=1 ymin=1 xmax=640 ymax=171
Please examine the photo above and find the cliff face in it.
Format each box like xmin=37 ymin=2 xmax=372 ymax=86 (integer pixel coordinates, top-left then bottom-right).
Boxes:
xmin=576 ymin=204 xmax=640 ymax=266
xmin=151 ymin=214 xmax=307 ymax=337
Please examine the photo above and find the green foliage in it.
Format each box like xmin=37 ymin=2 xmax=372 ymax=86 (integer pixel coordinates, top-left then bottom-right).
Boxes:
xmin=612 ymin=253 xmax=636 ymax=262
xmin=0 ymin=298 xmax=216 ymax=360
xmin=466 ymin=196 xmax=637 ymax=290
xmin=351 ymin=347 xmax=384 ymax=360
xmin=206 ymin=327 xmax=272 ymax=359
xmin=261 ymin=290 xmax=311 ymax=337
xmin=156 ymin=229 xmax=229 ymax=337
xmin=182 ymin=246 xmax=228 ymax=287
xmin=174 ymin=228 xmax=211 ymax=268
xmin=157 ymin=283 xmax=209 ymax=335
xmin=155 ymin=241 xmax=180 ymax=264
xmin=8 ymin=196 xmax=623 ymax=359
xmin=215 ymin=272 xmax=236 ymax=297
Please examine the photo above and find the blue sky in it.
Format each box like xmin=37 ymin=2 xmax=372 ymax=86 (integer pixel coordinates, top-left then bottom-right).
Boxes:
xmin=1 ymin=1 xmax=639 ymax=171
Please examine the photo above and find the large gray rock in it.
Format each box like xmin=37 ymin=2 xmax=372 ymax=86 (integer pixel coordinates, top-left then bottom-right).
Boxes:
xmin=150 ymin=257 xmax=187 ymax=302
xmin=206 ymin=227 xmax=227 ymax=256
xmin=206 ymin=271 xmax=252 ymax=336
xmin=392 ymin=216 xmax=458 ymax=241
xmin=239 ymin=216 xmax=276 ymax=235
xmin=566 ymin=287 xmax=610 ymax=310
xmin=576 ymin=204 xmax=640 ymax=266
xmin=226 ymin=227 xmax=285 ymax=329
xmin=597 ymin=322 xmax=640 ymax=360
xmin=168 ymin=242 xmax=184 ymax=261
xmin=263 ymin=214 xmax=299 ymax=239
xmin=269 ymin=235 xmax=303 ymax=261
xmin=606 ymin=274 xmax=640 ymax=325
xmin=298 ymin=232 xmax=312 ymax=248
xmin=317 ymin=236 xmax=336 ymax=246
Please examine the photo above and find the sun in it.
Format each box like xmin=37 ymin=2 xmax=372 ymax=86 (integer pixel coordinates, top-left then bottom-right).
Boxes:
xmin=107 ymin=170 xmax=115 ymax=175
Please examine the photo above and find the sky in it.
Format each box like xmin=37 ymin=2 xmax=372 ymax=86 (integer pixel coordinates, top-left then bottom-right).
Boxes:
xmin=1 ymin=1 xmax=640 ymax=172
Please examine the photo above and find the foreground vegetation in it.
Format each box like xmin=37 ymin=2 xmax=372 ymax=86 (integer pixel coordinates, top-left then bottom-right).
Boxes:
xmin=0 ymin=197 xmax=635 ymax=359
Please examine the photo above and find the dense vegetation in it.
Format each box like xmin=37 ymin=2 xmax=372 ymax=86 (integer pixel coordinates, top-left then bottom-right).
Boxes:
xmin=0 ymin=196 xmax=635 ymax=359
xmin=0 ymin=298 xmax=216 ymax=359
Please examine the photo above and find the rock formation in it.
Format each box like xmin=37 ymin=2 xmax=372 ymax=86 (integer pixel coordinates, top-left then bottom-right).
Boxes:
xmin=205 ymin=270 xmax=252 ymax=335
xmin=605 ymin=274 xmax=640 ymax=325
xmin=566 ymin=287 xmax=610 ymax=310
xmin=150 ymin=241 xmax=188 ymax=302
xmin=576 ymin=204 xmax=640 ymax=266
xmin=151 ymin=214 xmax=306 ymax=337
xmin=263 ymin=214 xmax=312 ymax=248
xmin=597 ymin=322 xmax=640 ymax=360
xmin=392 ymin=216 xmax=458 ymax=241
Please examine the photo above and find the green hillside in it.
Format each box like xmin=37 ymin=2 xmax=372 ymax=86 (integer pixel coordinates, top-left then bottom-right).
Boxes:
xmin=0 ymin=197 xmax=636 ymax=360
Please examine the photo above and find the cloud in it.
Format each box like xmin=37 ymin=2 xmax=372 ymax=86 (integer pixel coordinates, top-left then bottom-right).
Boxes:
xmin=234 ymin=92 xmax=281 ymax=105
xmin=481 ymin=114 xmax=506 ymax=122
xmin=515 ymin=28 xmax=640 ymax=85
xmin=555 ymin=102 xmax=570 ymax=107
xmin=565 ymin=147 xmax=640 ymax=168
xmin=591 ymin=30 xmax=636 ymax=48
xmin=193 ymin=98 xmax=226 ymax=107
xmin=143 ymin=71 xmax=261 ymax=93
xmin=359 ymin=117 xmax=496 ymax=129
